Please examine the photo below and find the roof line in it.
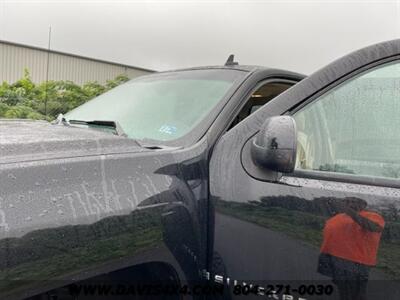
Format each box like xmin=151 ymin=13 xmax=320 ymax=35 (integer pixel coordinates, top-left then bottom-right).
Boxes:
xmin=0 ymin=39 xmax=155 ymax=73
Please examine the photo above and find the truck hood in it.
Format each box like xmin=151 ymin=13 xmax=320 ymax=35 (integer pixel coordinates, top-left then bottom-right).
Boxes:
xmin=0 ymin=119 xmax=148 ymax=164
xmin=0 ymin=121 xmax=189 ymax=298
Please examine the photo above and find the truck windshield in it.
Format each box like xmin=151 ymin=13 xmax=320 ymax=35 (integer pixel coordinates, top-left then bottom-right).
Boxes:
xmin=65 ymin=69 xmax=244 ymax=143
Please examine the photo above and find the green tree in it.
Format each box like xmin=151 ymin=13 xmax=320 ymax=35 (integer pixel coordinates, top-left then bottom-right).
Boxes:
xmin=0 ymin=71 xmax=130 ymax=121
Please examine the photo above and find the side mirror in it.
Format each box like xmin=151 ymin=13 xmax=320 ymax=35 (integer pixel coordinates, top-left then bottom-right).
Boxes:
xmin=251 ymin=116 xmax=297 ymax=173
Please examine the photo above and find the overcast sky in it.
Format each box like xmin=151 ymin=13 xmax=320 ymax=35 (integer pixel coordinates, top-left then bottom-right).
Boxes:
xmin=1 ymin=0 xmax=399 ymax=74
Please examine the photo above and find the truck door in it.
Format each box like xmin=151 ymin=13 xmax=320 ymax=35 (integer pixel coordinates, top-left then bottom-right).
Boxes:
xmin=209 ymin=40 xmax=400 ymax=300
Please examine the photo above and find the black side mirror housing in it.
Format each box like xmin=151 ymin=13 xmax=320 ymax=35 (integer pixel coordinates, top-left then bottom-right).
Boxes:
xmin=250 ymin=116 xmax=297 ymax=173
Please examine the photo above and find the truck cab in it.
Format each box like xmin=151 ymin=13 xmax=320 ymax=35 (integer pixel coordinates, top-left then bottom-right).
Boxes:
xmin=1 ymin=39 xmax=400 ymax=300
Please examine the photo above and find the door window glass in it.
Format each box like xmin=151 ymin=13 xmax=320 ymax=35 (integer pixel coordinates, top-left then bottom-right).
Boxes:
xmin=228 ymin=82 xmax=293 ymax=130
xmin=293 ymin=61 xmax=400 ymax=179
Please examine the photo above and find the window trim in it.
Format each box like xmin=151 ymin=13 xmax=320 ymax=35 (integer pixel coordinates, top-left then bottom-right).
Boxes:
xmin=286 ymin=57 xmax=400 ymax=189
xmin=288 ymin=169 xmax=400 ymax=189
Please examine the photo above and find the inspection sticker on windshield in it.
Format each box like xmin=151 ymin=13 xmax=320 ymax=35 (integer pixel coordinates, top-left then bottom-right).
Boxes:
xmin=159 ymin=125 xmax=177 ymax=135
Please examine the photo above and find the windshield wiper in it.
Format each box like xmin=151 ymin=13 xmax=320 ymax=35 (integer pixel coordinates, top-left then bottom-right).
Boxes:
xmin=53 ymin=114 xmax=178 ymax=150
xmin=53 ymin=114 xmax=127 ymax=137
xmin=68 ymin=119 xmax=128 ymax=137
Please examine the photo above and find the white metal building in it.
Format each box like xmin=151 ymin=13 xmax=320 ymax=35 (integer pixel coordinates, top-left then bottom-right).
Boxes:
xmin=0 ymin=40 xmax=154 ymax=85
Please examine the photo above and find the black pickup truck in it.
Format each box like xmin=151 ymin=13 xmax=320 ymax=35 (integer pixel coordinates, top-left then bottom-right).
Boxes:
xmin=0 ymin=39 xmax=399 ymax=300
